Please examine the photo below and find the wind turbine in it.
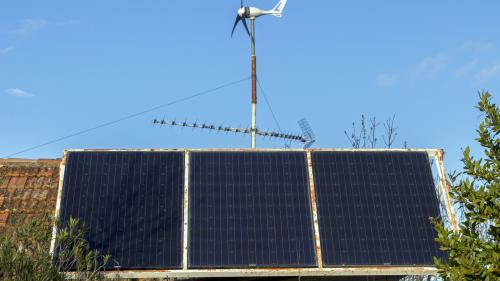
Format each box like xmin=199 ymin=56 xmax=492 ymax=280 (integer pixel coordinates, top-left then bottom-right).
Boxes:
xmin=231 ymin=0 xmax=288 ymax=149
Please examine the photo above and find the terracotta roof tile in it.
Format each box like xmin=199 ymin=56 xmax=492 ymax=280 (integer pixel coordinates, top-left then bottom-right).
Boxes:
xmin=0 ymin=159 xmax=61 ymax=230
xmin=0 ymin=211 xmax=9 ymax=226
xmin=8 ymin=176 xmax=28 ymax=189
xmin=0 ymin=177 xmax=9 ymax=189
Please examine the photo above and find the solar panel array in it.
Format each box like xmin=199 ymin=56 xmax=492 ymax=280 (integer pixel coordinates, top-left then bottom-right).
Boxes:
xmin=56 ymin=150 xmax=444 ymax=270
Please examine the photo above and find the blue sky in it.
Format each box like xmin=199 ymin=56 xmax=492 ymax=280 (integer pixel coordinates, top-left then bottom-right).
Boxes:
xmin=1 ymin=1 xmax=499 ymax=172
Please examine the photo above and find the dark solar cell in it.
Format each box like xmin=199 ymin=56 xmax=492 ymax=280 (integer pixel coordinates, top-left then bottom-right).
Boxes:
xmin=312 ymin=151 xmax=444 ymax=266
xmin=189 ymin=151 xmax=316 ymax=268
xmin=57 ymin=151 xmax=184 ymax=269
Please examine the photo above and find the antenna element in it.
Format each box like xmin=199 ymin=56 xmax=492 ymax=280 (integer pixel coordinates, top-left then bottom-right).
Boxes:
xmin=153 ymin=118 xmax=311 ymax=146
xmin=298 ymin=118 xmax=316 ymax=148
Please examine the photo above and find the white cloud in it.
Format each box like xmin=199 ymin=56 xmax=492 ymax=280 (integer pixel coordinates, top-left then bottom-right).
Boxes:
xmin=454 ymin=60 xmax=478 ymax=78
xmin=377 ymin=41 xmax=498 ymax=84
xmin=0 ymin=46 xmax=14 ymax=56
xmin=54 ymin=20 xmax=80 ymax=26
xmin=5 ymin=88 xmax=34 ymax=97
xmin=460 ymin=41 xmax=495 ymax=52
xmin=15 ymin=19 xmax=48 ymax=34
xmin=375 ymin=74 xmax=399 ymax=87
xmin=411 ymin=54 xmax=448 ymax=78
xmin=475 ymin=63 xmax=500 ymax=81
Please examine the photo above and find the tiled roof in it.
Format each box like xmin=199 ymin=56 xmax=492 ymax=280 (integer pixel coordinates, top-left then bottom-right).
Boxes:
xmin=0 ymin=158 xmax=60 ymax=231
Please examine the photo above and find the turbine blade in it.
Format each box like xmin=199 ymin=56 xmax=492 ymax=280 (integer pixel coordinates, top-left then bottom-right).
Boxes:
xmin=231 ymin=15 xmax=241 ymax=37
xmin=240 ymin=0 xmax=243 ymax=8
xmin=241 ymin=17 xmax=251 ymax=37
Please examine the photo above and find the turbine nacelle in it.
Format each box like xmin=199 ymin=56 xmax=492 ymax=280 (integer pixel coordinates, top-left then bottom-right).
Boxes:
xmin=237 ymin=7 xmax=271 ymax=19
xmin=232 ymin=0 xmax=288 ymax=37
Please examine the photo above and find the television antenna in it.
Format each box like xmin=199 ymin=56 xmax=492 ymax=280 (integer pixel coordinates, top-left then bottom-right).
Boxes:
xmin=231 ymin=0 xmax=288 ymax=148
xmin=298 ymin=118 xmax=316 ymax=148
xmin=153 ymin=118 xmax=315 ymax=149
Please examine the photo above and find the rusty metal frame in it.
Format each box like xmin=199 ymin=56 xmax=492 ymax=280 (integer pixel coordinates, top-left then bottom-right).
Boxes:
xmin=51 ymin=148 xmax=457 ymax=279
xmin=64 ymin=267 xmax=438 ymax=279
xmin=430 ymin=149 xmax=459 ymax=231
xmin=306 ymin=151 xmax=323 ymax=268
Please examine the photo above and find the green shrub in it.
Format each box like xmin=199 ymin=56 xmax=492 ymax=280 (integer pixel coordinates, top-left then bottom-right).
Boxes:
xmin=432 ymin=92 xmax=499 ymax=280
xmin=0 ymin=214 xmax=110 ymax=281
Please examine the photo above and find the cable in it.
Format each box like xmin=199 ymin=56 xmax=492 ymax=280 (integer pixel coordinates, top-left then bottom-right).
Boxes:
xmin=4 ymin=77 xmax=250 ymax=158
xmin=256 ymin=77 xmax=282 ymax=133
xmin=257 ymin=77 xmax=289 ymax=148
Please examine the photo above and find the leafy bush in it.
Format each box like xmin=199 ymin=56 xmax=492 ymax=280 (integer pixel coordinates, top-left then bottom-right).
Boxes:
xmin=0 ymin=214 xmax=110 ymax=281
xmin=0 ymin=213 xmax=62 ymax=281
xmin=432 ymin=91 xmax=499 ymax=280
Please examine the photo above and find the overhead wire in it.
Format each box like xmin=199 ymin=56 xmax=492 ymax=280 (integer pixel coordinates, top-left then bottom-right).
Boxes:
xmin=256 ymin=77 xmax=288 ymax=147
xmin=4 ymin=76 xmax=251 ymax=158
xmin=256 ymin=77 xmax=282 ymax=132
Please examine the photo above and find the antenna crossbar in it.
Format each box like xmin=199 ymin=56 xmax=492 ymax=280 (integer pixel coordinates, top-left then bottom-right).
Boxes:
xmin=153 ymin=119 xmax=308 ymax=144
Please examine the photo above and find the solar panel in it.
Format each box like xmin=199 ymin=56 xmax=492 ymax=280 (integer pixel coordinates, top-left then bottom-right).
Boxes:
xmin=57 ymin=151 xmax=184 ymax=269
xmin=312 ymin=151 xmax=444 ymax=266
xmin=189 ymin=151 xmax=316 ymax=268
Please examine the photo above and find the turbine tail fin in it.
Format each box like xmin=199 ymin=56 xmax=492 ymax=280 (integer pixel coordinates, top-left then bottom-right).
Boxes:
xmin=270 ymin=0 xmax=288 ymax=17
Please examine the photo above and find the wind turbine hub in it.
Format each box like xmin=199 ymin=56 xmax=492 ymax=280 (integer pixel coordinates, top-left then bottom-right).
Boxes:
xmin=237 ymin=7 xmax=245 ymax=18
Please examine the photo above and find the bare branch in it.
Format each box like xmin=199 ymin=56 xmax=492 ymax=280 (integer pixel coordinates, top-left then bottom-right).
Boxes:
xmin=344 ymin=121 xmax=361 ymax=149
xmin=383 ymin=114 xmax=398 ymax=148
xmin=369 ymin=116 xmax=379 ymax=148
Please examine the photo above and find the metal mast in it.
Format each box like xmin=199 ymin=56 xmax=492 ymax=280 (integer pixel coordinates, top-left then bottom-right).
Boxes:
xmin=250 ymin=18 xmax=257 ymax=149
xmin=231 ymin=0 xmax=288 ymax=148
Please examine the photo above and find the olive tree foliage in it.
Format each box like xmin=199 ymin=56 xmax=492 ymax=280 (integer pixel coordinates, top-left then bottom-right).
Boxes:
xmin=432 ymin=91 xmax=499 ymax=280
xmin=0 ymin=213 xmax=111 ymax=281
xmin=0 ymin=214 xmax=61 ymax=281
xmin=53 ymin=218 xmax=111 ymax=280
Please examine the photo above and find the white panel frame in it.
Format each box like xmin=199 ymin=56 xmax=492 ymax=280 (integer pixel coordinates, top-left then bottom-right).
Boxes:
xmin=49 ymin=150 xmax=68 ymax=256
xmin=182 ymin=150 xmax=190 ymax=270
